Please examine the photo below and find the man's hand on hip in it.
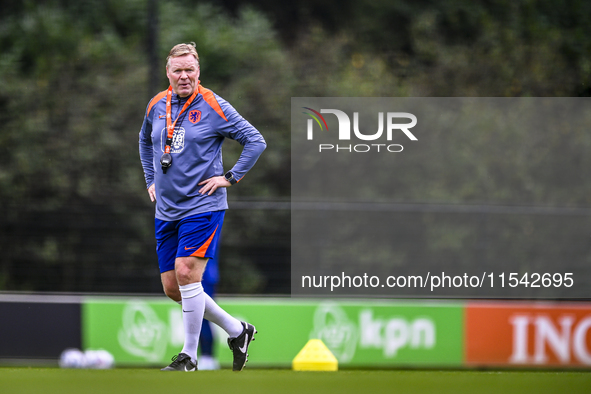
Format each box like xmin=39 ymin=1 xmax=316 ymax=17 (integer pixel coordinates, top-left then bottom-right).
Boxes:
xmin=198 ymin=176 xmax=231 ymax=195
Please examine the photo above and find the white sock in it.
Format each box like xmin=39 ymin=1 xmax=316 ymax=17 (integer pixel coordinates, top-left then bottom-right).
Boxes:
xmin=179 ymin=282 xmax=205 ymax=363
xmin=203 ymin=293 xmax=243 ymax=338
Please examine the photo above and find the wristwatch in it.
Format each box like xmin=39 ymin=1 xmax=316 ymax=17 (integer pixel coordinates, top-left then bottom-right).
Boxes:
xmin=224 ymin=171 xmax=237 ymax=185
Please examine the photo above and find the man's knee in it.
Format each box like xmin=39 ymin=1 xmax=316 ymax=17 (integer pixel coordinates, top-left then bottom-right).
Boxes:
xmin=175 ymin=256 xmax=208 ymax=285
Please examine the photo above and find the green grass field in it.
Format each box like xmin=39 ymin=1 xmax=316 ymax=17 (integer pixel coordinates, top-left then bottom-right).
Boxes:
xmin=1 ymin=368 xmax=591 ymax=394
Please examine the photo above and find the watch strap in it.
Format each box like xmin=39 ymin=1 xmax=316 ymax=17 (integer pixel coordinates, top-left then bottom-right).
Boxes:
xmin=224 ymin=171 xmax=237 ymax=185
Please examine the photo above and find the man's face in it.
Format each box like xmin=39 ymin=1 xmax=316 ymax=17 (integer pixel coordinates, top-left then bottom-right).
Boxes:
xmin=166 ymin=54 xmax=200 ymax=97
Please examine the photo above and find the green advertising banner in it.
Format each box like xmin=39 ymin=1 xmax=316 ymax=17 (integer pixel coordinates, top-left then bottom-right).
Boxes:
xmin=83 ymin=298 xmax=463 ymax=368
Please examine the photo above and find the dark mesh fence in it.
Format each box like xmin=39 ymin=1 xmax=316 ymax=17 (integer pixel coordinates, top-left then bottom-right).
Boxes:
xmin=0 ymin=201 xmax=290 ymax=295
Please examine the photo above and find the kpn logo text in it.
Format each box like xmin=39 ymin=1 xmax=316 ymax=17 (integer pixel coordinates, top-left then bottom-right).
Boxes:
xmin=303 ymin=107 xmax=417 ymax=153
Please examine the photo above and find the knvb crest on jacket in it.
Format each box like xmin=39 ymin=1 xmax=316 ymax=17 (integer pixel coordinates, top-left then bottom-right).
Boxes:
xmin=189 ymin=110 xmax=201 ymax=124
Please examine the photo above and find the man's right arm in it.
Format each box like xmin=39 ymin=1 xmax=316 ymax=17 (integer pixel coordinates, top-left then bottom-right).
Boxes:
xmin=138 ymin=111 xmax=155 ymax=195
xmin=139 ymin=91 xmax=168 ymax=198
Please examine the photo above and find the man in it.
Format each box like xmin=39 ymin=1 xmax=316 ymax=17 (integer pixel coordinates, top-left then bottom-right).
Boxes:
xmin=138 ymin=42 xmax=266 ymax=372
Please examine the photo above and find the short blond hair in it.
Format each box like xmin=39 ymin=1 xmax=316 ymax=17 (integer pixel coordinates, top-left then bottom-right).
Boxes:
xmin=166 ymin=42 xmax=200 ymax=68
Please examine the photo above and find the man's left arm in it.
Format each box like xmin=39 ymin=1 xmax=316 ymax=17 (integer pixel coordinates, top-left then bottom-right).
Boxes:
xmin=198 ymin=98 xmax=266 ymax=195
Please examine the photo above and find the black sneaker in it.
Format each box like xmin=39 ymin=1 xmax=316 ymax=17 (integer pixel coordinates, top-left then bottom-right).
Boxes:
xmin=161 ymin=353 xmax=197 ymax=371
xmin=227 ymin=322 xmax=257 ymax=371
